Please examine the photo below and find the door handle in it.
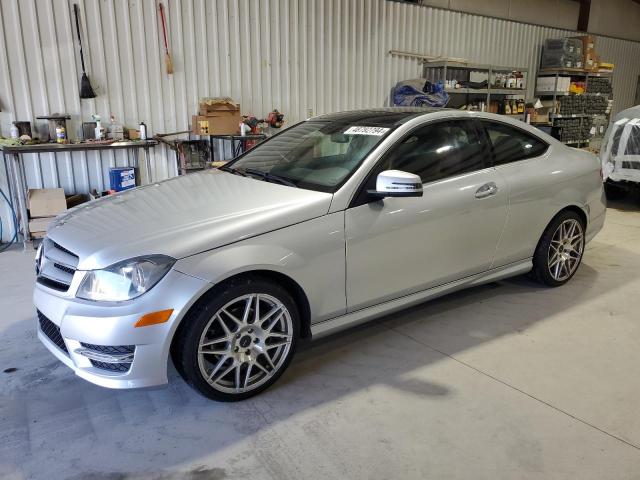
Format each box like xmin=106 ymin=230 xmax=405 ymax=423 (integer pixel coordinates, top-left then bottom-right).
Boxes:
xmin=475 ymin=182 xmax=498 ymax=199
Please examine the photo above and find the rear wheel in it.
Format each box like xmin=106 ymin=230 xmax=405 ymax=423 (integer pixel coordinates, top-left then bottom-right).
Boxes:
xmin=172 ymin=277 xmax=299 ymax=401
xmin=532 ymin=211 xmax=585 ymax=287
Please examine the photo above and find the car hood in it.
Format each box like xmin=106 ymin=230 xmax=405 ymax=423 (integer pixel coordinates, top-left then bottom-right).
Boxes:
xmin=46 ymin=170 xmax=333 ymax=270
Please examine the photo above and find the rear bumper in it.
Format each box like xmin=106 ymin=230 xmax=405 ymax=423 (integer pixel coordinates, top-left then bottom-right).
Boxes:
xmin=586 ymin=189 xmax=606 ymax=244
xmin=34 ymin=269 xmax=209 ymax=389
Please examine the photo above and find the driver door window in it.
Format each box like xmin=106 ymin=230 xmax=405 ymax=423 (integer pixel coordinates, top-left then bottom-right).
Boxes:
xmin=353 ymin=120 xmax=488 ymax=206
xmin=383 ymin=120 xmax=486 ymax=183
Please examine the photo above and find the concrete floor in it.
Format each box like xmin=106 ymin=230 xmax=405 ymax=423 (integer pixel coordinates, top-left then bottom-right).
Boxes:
xmin=1 ymin=201 xmax=640 ymax=480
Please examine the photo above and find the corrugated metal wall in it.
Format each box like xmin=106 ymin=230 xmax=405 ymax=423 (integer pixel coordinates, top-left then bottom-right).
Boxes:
xmin=1 ymin=0 xmax=640 ymax=242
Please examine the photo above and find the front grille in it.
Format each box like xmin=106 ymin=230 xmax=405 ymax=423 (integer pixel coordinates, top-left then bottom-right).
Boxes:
xmin=37 ymin=276 xmax=72 ymax=291
xmin=53 ymin=263 xmax=75 ymax=275
xmin=80 ymin=343 xmax=135 ymax=355
xmin=80 ymin=343 xmax=135 ymax=373
xmin=37 ymin=310 xmax=68 ymax=354
xmin=90 ymin=360 xmax=132 ymax=373
xmin=36 ymin=238 xmax=79 ymax=292
xmin=51 ymin=240 xmax=75 ymax=257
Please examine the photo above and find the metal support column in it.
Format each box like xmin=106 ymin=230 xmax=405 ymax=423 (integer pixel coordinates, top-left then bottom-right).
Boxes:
xmin=143 ymin=147 xmax=152 ymax=184
xmin=8 ymin=154 xmax=30 ymax=249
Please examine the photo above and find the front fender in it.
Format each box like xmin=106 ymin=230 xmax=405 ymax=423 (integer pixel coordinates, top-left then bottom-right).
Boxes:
xmin=174 ymin=212 xmax=347 ymax=323
xmin=177 ymin=243 xmax=306 ymax=283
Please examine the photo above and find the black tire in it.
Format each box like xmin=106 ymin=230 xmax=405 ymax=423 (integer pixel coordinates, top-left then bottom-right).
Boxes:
xmin=531 ymin=210 xmax=585 ymax=287
xmin=172 ymin=275 xmax=299 ymax=401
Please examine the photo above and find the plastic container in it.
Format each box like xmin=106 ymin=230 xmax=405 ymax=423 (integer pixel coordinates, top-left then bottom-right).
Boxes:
xmin=55 ymin=126 xmax=66 ymax=143
xmin=109 ymin=115 xmax=124 ymax=140
xmin=544 ymin=38 xmax=582 ymax=55
xmin=95 ymin=120 xmax=105 ymax=140
xmin=541 ymin=38 xmax=584 ymax=69
xmin=541 ymin=51 xmax=582 ymax=69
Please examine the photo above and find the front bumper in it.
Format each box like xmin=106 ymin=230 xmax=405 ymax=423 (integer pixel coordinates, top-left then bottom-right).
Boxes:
xmin=34 ymin=269 xmax=210 ymax=389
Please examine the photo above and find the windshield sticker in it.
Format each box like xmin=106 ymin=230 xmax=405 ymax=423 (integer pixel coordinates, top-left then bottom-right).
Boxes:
xmin=344 ymin=126 xmax=390 ymax=136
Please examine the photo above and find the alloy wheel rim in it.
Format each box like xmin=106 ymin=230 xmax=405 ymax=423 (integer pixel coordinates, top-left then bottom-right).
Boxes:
xmin=547 ymin=219 xmax=584 ymax=282
xmin=197 ymin=293 xmax=293 ymax=394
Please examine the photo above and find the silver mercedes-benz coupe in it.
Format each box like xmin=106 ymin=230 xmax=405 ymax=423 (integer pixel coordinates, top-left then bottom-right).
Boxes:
xmin=34 ymin=108 xmax=606 ymax=401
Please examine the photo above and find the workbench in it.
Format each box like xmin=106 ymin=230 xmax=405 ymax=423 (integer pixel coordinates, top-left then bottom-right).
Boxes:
xmin=0 ymin=140 xmax=158 ymax=248
xmin=209 ymin=134 xmax=267 ymax=161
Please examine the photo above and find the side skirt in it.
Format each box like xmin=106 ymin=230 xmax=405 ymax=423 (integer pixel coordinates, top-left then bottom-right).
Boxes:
xmin=310 ymin=258 xmax=532 ymax=339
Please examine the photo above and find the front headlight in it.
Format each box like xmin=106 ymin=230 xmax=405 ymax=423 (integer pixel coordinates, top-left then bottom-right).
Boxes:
xmin=77 ymin=255 xmax=175 ymax=302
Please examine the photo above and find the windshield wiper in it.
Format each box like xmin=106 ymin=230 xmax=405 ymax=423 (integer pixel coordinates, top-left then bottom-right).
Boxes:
xmin=238 ymin=168 xmax=298 ymax=188
xmin=219 ymin=165 xmax=249 ymax=177
xmin=221 ymin=165 xmax=297 ymax=188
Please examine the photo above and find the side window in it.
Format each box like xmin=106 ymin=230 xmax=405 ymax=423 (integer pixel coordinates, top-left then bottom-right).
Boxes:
xmin=624 ymin=124 xmax=640 ymax=155
xmin=351 ymin=120 xmax=488 ymax=207
xmin=610 ymin=124 xmax=625 ymax=156
xmin=481 ymin=121 xmax=548 ymax=165
xmin=379 ymin=120 xmax=487 ymax=184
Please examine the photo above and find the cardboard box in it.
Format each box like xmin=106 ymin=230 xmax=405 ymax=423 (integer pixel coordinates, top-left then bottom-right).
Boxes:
xmin=571 ymin=35 xmax=598 ymax=71
xmin=28 ymin=188 xmax=66 ymax=218
xmin=198 ymin=101 xmax=239 ymax=116
xmin=585 ymin=51 xmax=600 ymax=71
xmin=572 ymin=35 xmax=596 ymax=53
xmin=29 ymin=217 xmax=53 ymax=237
xmin=127 ymin=129 xmax=140 ymax=140
xmin=532 ymin=112 xmax=550 ymax=124
xmin=192 ymin=114 xmax=240 ymax=136
xmin=194 ymin=100 xmax=241 ymax=135
xmin=536 ymin=76 xmax=571 ymax=93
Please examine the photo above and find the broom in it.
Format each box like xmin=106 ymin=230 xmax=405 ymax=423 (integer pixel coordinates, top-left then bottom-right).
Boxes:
xmin=159 ymin=3 xmax=174 ymax=75
xmin=73 ymin=4 xmax=96 ymax=99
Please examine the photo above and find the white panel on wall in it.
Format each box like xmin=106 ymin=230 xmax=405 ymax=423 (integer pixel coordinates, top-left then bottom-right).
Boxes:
xmin=1 ymin=0 xmax=640 ymax=243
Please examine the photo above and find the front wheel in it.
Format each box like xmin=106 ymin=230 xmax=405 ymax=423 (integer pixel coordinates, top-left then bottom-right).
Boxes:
xmin=172 ymin=277 xmax=299 ymax=401
xmin=531 ymin=211 xmax=585 ymax=287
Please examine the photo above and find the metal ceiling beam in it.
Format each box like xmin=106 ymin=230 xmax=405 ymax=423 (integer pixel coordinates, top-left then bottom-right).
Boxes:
xmin=573 ymin=0 xmax=591 ymax=32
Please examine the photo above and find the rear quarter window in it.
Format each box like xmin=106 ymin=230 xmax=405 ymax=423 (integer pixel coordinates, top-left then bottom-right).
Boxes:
xmin=481 ymin=121 xmax=548 ymax=166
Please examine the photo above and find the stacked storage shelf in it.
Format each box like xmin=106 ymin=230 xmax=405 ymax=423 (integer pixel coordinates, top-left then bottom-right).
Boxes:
xmin=540 ymin=38 xmax=584 ymax=69
xmin=422 ymin=61 xmax=528 ymax=121
xmin=534 ymin=69 xmax=613 ymax=150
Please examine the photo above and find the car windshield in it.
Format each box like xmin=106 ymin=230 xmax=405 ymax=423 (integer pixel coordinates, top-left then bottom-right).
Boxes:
xmin=223 ymin=121 xmax=393 ymax=192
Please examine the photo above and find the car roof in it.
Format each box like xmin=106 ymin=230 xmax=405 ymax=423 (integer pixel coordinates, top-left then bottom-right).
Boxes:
xmin=311 ymin=108 xmax=560 ymax=146
xmin=312 ymin=107 xmax=448 ymax=127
